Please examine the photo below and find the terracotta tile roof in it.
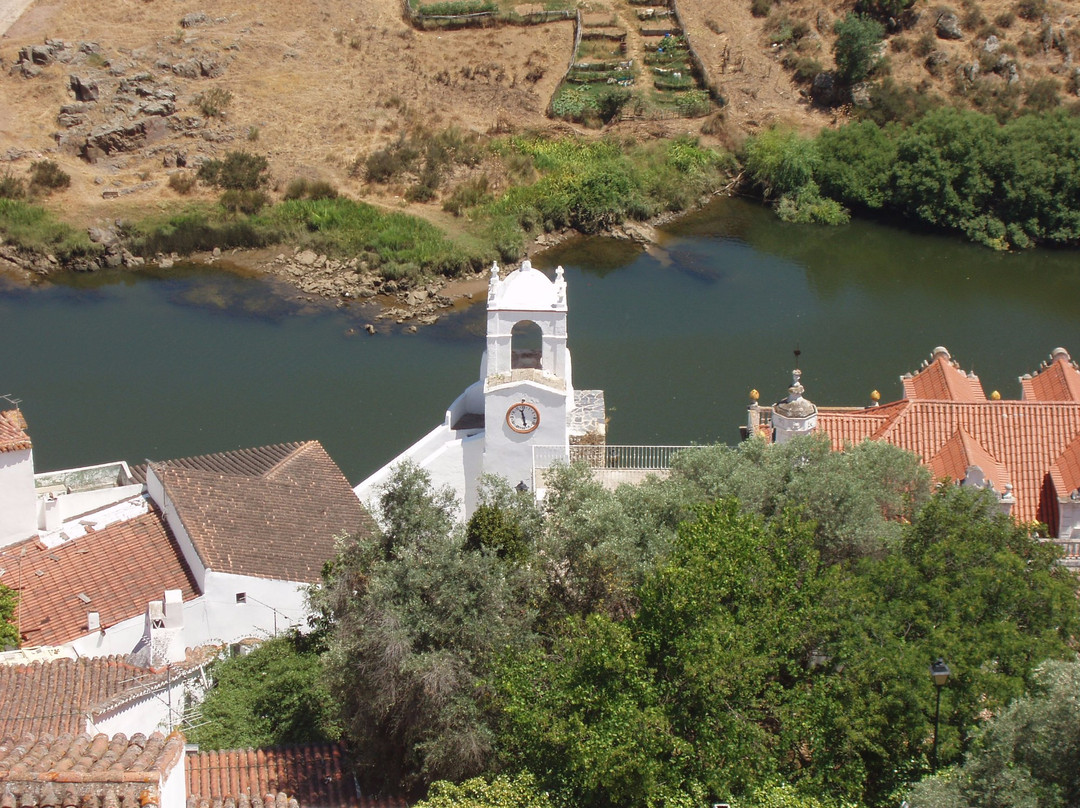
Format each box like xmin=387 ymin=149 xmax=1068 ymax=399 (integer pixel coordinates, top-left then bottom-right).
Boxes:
xmin=901 ymin=348 xmax=986 ymax=402
xmin=149 ymin=443 xmax=373 ymax=583
xmin=1020 ymin=348 xmax=1080 ymax=402
xmin=0 ymin=731 xmax=183 ymax=808
xmin=1049 ymin=435 xmax=1080 ymax=501
xmin=927 ymin=428 xmax=1011 ymax=493
xmin=0 ymin=409 xmax=31 ymax=454
xmin=0 ymin=511 xmax=199 ymax=647
xmin=186 ymin=745 xmax=399 ymax=808
xmin=0 ymin=657 xmax=178 ymax=738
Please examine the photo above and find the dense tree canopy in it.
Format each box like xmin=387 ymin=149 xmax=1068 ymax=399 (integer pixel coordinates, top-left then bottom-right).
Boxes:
xmin=743 ymin=109 xmax=1080 ymax=249
xmin=185 ymin=632 xmax=339 ymax=750
xmin=202 ymin=435 xmax=1080 ymax=808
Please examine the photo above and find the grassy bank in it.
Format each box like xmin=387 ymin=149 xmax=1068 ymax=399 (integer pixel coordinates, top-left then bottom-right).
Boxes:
xmin=0 ymin=133 xmax=735 ymax=284
xmin=0 ymin=199 xmax=100 ymax=262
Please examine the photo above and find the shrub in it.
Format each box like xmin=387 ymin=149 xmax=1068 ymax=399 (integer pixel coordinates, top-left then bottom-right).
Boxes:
xmin=0 ymin=199 xmax=99 ymax=260
xmin=28 ymin=160 xmax=71 ymax=195
xmin=783 ymin=53 xmax=824 ymax=81
xmin=220 ymin=189 xmax=270 ymax=215
xmin=675 ymin=90 xmax=712 ymax=116
xmin=1025 ymin=77 xmax=1061 ymax=111
xmin=195 ymin=87 xmax=233 ymax=118
xmin=1016 ymin=0 xmax=1047 ymax=21
xmin=855 ymin=0 xmax=914 ymax=20
xmin=743 ymin=127 xmax=818 ymax=198
xmin=197 ymin=151 xmax=269 ymax=190
xmin=283 ymin=177 xmax=338 ymax=200
xmin=995 ymin=10 xmax=1016 ymax=26
xmin=833 ymin=14 xmax=886 ymax=83
xmin=751 ymin=0 xmax=771 ymax=17
xmin=168 ymin=172 xmax=197 ymax=195
xmin=443 ymin=175 xmax=491 ymax=215
xmin=0 ymin=172 xmax=26 ymax=200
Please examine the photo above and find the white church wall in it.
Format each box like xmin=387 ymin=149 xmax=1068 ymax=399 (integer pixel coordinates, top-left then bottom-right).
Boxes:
xmin=483 ymin=380 xmax=570 ymax=493
xmin=197 ymin=571 xmax=309 ymax=643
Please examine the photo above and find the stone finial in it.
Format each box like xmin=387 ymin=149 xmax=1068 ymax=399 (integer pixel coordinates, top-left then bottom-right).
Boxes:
xmin=487 ymin=261 xmax=501 ymax=303
xmin=554 ymin=265 xmax=566 ymax=307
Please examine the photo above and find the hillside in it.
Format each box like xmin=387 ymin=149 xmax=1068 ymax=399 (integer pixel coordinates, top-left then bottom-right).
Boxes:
xmin=0 ymin=0 xmax=1076 ymax=230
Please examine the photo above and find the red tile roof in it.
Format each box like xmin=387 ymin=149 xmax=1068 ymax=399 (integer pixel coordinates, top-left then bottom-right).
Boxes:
xmin=185 ymin=745 xmax=399 ymax=808
xmin=0 ymin=409 xmax=31 ymax=454
xmin=900 ymin=348 xmax=986 ymax=402
xmin=807 ymin=348 xmax=1080 ymax=534
xmin=0 ymin=731 xmax=183 ymax=808
xmin=0 ymin=657 xmax=179 ymax=738
xmin=149 ymin=443 xmax=373 ymax=583
xmin=0 ymin=511 xmax=199 ymax=647
xmin=1020 ymin=348 xmax=1080 ymax=402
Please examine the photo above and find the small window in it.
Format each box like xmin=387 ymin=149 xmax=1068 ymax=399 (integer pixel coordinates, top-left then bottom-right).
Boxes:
xmin=235 ymin=592 xmax=247 ymax=603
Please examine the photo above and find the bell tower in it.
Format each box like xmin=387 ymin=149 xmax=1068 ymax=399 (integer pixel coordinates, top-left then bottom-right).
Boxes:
xmin=479 ymin=260 xmax=574 ymax=495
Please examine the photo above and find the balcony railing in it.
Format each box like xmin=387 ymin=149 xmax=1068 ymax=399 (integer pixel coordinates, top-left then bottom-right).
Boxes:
xmin=1051 ymin=539 xmax=1080 ymax=568
xmin=532 ymin=444 xmax=697 ymax=489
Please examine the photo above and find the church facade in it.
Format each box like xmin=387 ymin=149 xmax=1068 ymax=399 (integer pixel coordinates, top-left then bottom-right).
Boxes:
xmin=354 ymin=260 xmax=605 ymax=518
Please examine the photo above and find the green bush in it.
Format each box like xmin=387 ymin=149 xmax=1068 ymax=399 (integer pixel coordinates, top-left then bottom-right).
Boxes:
xmin=220 ymin=189 xmax=270 ymax=215
xmin=832 ymin=13 xmax=885 ymax=83
xmin=28 ymin=160 xmax=71 ymax=195
xmin=0 ymin=172 xmax=26 ymax=200
xmin=416 ymin=0 xmax=496 ymax=14
xmin=283 ymin=177 xmax=338 ymax=200
xmin=197 ymin=151 xmax=269 ymax=191
xmin=743 ymin=127 xmax=818 ymax=198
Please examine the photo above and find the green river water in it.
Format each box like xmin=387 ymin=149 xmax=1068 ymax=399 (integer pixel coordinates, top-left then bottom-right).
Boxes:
xmin=3 ymin=197 xmax=1080 ymax=484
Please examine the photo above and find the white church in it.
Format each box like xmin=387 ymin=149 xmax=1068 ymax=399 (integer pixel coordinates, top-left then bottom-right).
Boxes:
xmin=354 ymin=260 xmax=606 ymax=517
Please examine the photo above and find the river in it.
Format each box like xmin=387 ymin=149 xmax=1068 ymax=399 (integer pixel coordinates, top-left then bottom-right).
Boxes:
xmin=3 ymin=197 xmax=1080 ymax=484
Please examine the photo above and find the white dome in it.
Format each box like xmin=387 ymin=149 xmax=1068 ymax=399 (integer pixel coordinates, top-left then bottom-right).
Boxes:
xmin=489 ymin=260 xmax=567 ymax=312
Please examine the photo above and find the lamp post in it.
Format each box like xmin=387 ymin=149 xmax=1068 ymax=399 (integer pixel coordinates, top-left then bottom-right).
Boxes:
xmin=929 ymin=657 xmax=951 ymax=772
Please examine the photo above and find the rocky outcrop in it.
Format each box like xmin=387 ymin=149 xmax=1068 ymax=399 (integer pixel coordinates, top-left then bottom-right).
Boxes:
xmin=935 ymin=12 xmax=964 ymax=40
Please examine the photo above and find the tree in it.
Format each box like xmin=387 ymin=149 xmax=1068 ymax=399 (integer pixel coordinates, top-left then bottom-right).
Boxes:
xmin=313 ymin=463 xmax=540 ymax=796
xmin=668 ymin=434 xmax=931 ymax=563
xmin=414 ymin=774 xmax=554 ymax=808
xmin=0 ymin=583 xmax=17 ymax=650
xmin=492 ymin=615 xmax=689 ymax=808
xmin=816 ymin=121 xmax=898 ymax=210
xmin=832 ymin=14 xmax=885 ymax=84
xmin=906 ymin=659 xmax=1080 ymax=808
xmin=185 ymin=632 xmax=338 ymax=750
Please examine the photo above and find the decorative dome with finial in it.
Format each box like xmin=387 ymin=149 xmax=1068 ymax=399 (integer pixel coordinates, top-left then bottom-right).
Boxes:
xmin=991 ymin=390 xmax=1001 ymax=400
xmin=774 ymin=368 xmax=816 ymax=418
xmin=749 ymin=389 xmax=760 ymax=402
xmin=870 ymin=389 xmax=881 ymax=401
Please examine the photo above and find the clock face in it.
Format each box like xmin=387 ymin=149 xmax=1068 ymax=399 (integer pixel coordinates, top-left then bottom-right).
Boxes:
xmin=506 ymin=402 xmax=540 ymax=434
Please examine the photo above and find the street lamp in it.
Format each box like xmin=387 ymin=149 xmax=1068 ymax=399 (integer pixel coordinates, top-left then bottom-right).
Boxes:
xmin=929 ymin=657 xmax=951 ymax=772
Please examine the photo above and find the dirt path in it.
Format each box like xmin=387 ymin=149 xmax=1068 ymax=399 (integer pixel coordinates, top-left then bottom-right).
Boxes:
xmin=0 ymin=0 xmax=35 ymax=37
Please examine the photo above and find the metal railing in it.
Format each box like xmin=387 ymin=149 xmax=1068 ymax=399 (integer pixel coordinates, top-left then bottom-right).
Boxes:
xmin=534 ymin=444 xmax=696 ymax=471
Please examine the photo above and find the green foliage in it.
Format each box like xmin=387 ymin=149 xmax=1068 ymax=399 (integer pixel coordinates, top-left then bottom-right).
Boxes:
xmin=492 ymin=615 xmax=687 ymax=808
xmin=416 ymin=774 xmax=553 ymax=808
xmin=743 ymin=127 xmax=819 ymax=198
xmin=775 ymin=182 xmax=851 ymax=224
xmin=0 ymin=199 xmax=100 ymax=261
xmin=197 ymin=151 xmax=269 ymax=191
xmin=127 ymin=205 xmax=272 ymax=256
xmin=442 ymin=175 xmax=491 ymax=215
xmin=0 ymin=172 xmax=26 ymax=200
xmin=220 ymin=189 xmax=270 ymax=215
xmin=855 ymin=0 xmax=913 ymax=20
xmin=416 ymin=0 xmax=497 ymax=14
xmin=832 ymin=14 xmax=885 ymax=84
xmin=195 ymin=87 xmax=233 ymax=118
xmin=669 ymin=434 xmax=932 ymax=563
xmin=28 ymin=160 xmax=70 ymax=195
xmin=907 ymin=659 xmax=1080 ymax=808
xmin=283 ymin=177 xmax=338 ymax=201
xmin=816 ymin=120 xmax=897 ymax=209
xmin=185 ymin=632 xmax=339 ymax=749
xmin=261 ymin=197 xmax=481 ymax=278
xmin=0 ymin=583 xmax=17 ymax=650
xmin=314 ymin=463 xmax=541 ymax=795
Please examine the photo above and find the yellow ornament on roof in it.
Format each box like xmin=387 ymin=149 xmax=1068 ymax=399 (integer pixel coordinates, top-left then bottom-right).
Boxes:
xmin=870 ymin=389 xmax=881 ymax=401
xmin=991 ymin=390 xmax=1001 ymax=400
xmin=749 ymin=389 xmax=760 ymax=401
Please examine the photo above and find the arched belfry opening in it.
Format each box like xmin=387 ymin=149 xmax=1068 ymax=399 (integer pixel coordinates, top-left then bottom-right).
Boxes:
xmin=511 ymin=320 xmax=543 ymax=370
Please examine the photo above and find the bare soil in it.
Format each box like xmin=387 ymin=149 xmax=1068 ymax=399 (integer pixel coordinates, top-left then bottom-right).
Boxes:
xmin=0 ymin=0 xmax=1077 ymax=279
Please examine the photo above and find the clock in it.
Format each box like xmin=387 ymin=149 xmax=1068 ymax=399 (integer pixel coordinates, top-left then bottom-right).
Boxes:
xmin=506 ymin=402 xmax=540 ymax=433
